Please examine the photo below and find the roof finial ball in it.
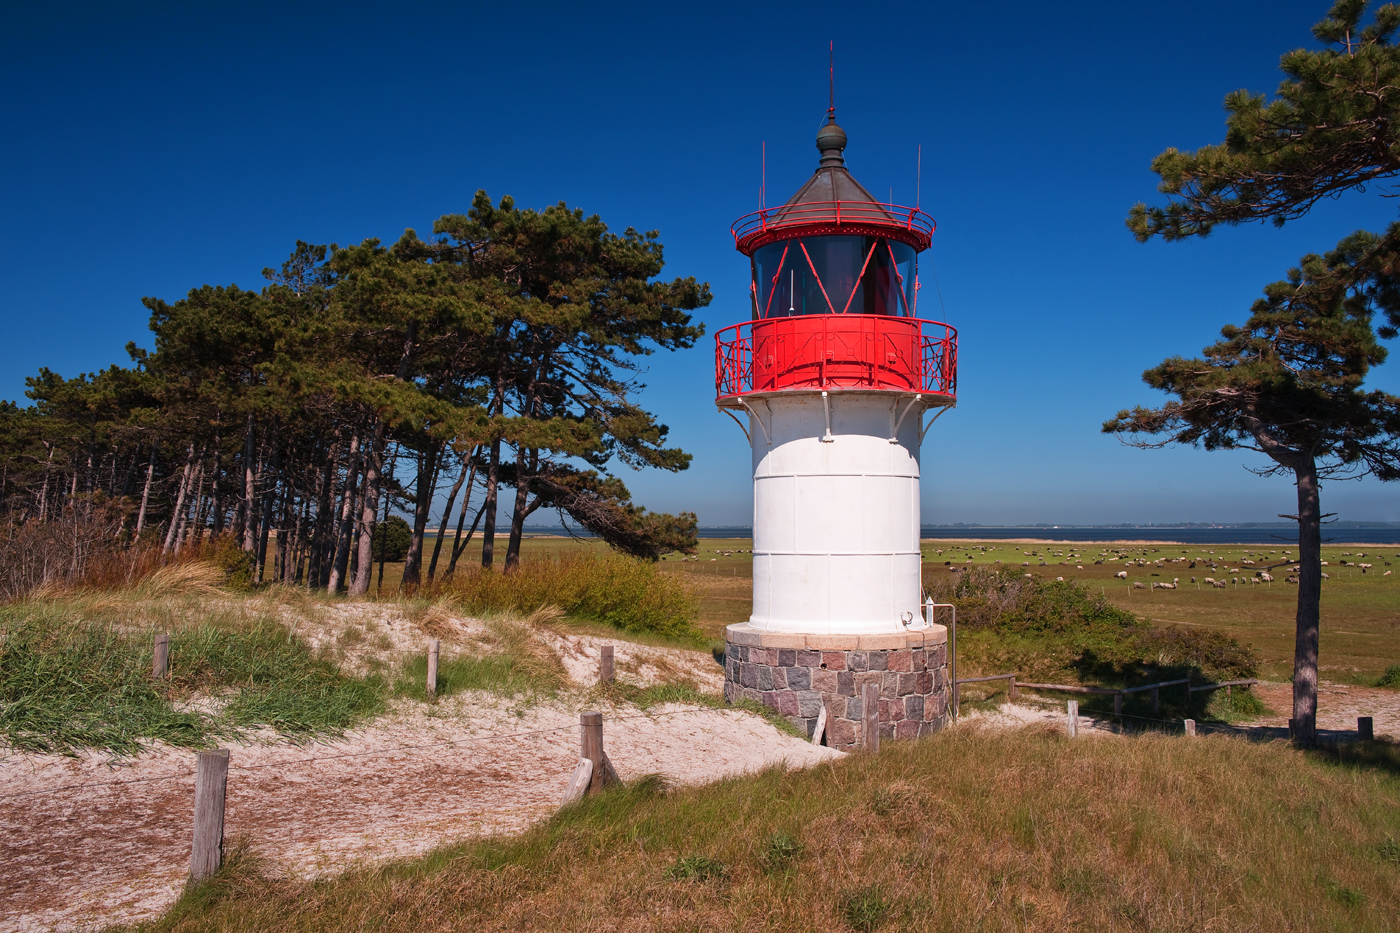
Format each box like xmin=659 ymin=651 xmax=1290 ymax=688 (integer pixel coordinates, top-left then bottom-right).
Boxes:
xmin=815 ymin=113 xmax=847 ymax=168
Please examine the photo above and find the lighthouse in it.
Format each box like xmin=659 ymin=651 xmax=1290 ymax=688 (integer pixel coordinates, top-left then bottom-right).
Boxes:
xmin=718 ymin=109 xmax=957 ymax=750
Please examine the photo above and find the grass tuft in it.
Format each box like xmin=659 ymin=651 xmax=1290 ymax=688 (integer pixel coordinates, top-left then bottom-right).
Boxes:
xmin=1377 ymin=664 xmax=1400 ymax=689
xmin=664 ymin=854 xmax=727 ymax=883
xmin=840 ymin=885 xmax=892 ymax=932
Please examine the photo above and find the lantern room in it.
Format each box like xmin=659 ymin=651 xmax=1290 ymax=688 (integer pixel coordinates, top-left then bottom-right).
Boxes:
xmin=716 ymin=114 xmax=956 ymax=402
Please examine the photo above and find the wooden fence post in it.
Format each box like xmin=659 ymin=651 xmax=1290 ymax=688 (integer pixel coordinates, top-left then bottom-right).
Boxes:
xmin=861 ymin=683 xmax=880 ymax=752
xmin=1113 ymin=692 xmax=1123 ymax=722
xmin=1184 ymin=719 xmax=1196 ymax=737
xmin=1067 ymin=700 xmax=1078 ymax=738
xmin=1151 ymin=686 xmax=1160 ymax=717
xmin=1359 ymin=716 xmax=1374 ymax=741
xmin=153 ymin=633 xmax=170 ymax=681
xmin=580 ymin=711 xmax=619 ymax=794
xmin=426 ymin=639 xmax=440 ymax=699
xmin=190 ymin=749 xmax=229 ymax=883
xmin=599 ymin=645 xmax=615 ymax=685
xmin=1009 ymin=675 xmax=1018 ymax=701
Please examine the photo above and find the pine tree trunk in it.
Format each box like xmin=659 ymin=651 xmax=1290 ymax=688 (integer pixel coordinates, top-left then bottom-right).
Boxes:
xmin=208 ymin=424 xmax=223 ymax=539
xmin=401 ymin=441 xmax=443 ymax=587
xmin=163 ymin=442 xmax=196 ymax=555
xmin=481 ymin=356 xmax=505 ymax=569
xmin=327 ymin=433 xmax=361 ymax=594
xmin=242 ymin=414 xmax=257 ymax=552
xmin=255 ymin=444 xmax=277 ymax=584
xmin=134 ymin=445 xmax=155 ymax=537
xmin=349 ymin=423 xmax=385 ymax=596
xmin=504 ymin=446 xmax=532 ymax=570
xmin=480 ymin=437 xmax=502 ymax=569
xmin=1292 ymin=458 xmax=1322 ymax=747
xmin=37 ymin=443 xmax=54 ymax=522
xmin=428 ymin=446 xmax=476 ymax=581
xmin=310 ymin=435 xmax=340 ymax=588
xmin=174 ymin=448 xmax=206 ymax=555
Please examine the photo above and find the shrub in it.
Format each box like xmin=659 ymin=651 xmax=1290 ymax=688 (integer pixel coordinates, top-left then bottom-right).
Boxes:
xmin=1376 ymin=665 xmax=1400 ymax=689
xmin=1136 ymin=625 xmax=1259 ymax=681
xmin=372 ymin=516 xmax=412 ymax=562
xmin=925 ymin=566 xmax=1259 ymax=710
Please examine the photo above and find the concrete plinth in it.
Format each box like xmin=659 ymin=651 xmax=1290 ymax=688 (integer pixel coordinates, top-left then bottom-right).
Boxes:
xmin=722 ymin=623 xmax=950 ymax=751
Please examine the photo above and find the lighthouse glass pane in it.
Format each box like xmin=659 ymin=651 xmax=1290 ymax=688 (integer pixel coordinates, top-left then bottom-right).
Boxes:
xmin=752 ymin=237 xmax=916 ymax=318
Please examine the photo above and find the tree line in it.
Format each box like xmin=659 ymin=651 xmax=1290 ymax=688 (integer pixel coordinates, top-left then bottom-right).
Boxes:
xmin=0 ymin=191 xmax=710 ymax=592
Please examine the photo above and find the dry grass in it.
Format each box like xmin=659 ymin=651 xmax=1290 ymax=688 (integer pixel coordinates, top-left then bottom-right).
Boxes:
xmin=136 ymin=728 xmax=1400 ymax=933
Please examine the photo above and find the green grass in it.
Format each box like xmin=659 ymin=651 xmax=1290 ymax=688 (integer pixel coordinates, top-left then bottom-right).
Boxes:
xmin=0 ymin=602 xmax=384 ymax=754
xmin=134 ymin=727 xmax=1400 ymax=932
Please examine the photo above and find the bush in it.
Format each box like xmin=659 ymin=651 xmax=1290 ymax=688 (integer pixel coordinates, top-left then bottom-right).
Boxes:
xmin=1377 ymin=665 xmax=1400 ymax=689
xmin=1138 ymin=625 xmax=1259 ymax=681
xmin=443 ymin=551 xmax=702 ymax=642
xmin=924 ymin=566 xmax=1259 ymax=713
xmin=372 ymin=516 xmax=412 ymax=562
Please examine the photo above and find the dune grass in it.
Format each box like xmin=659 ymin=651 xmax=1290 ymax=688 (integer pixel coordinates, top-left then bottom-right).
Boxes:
xmin=394 ymin=609 xmax=571 ymax=701
xmin=0 ymin=579 xmax=385 ymax=754
xmin=139 ymin=727 xmax=1400 ymax=932
xmin=439 ymin=551 xmax=704 ymax=644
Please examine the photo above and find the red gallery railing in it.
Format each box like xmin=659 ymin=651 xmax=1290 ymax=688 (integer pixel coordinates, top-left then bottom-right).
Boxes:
xmin=731 ymin=201 xmax=936 ymax=253
xmin=715 ymin=315 xmax=957 ymax=401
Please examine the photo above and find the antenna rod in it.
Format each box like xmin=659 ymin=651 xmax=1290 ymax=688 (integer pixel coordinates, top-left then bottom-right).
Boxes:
xmin=917 ymin=144 xmax=922 ymax=210
xmin=828 ymin=41 xmax=835 ymax=120
xmin=762 ymin=141 xmax=766 ymax=209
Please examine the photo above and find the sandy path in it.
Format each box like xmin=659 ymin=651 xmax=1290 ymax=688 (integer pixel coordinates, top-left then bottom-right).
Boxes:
xmin=1247 ymin=680 xmax=1400 ymax=739
xmin=0 ymin=698 xmax=840 ymax=933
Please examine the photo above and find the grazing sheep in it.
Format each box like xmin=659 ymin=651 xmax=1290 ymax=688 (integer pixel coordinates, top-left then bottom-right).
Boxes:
xmin=1287 ymin=575 xmax=1299 ymax=584
xmin=1258 ymin=572 xmax=1274 ymax=582
xmin=1203 ymin=577 xmax=1216 ymax=585
xmin=1212 ymin=580 xmax=1228 ymax=588
xmin=1152 ymin=582 xmax=1178 ymax=590
xmin=1133 ymin=582 xmax=1146 ymax=589
xmin=1321 ymin=572 xmax=1330 ymax=579
xmin=1115 ymin=571 xmax=1128 ymax=579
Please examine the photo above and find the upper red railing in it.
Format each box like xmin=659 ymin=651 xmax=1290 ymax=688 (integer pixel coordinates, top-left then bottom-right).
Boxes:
xmin=715 ymin=315 xmax=957 ymax=401
xmin=731 ymin=201 xmax=936 ymax=255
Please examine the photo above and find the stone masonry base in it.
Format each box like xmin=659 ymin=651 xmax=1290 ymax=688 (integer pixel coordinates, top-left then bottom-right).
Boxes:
xmin=722 ymin=624 xmax=950 ymax=752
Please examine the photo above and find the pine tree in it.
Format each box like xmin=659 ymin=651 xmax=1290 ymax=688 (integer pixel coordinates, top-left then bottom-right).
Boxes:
xmin=1116 ymin=0 xmax=1400 ymax=745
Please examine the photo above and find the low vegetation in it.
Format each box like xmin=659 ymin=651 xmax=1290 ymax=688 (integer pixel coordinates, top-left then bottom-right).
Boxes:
xmin=440 ymin=551 xmax=703 ymax=643
xmin=0 ymin=548 xmax=708 ymax=754
xmin=138 ymin=727 xmax=1400 ymax=932
xmin=0 ymin=573 xmax=385 ymax=754
xmin=926 ymin=566 xmax=1264 ymax=720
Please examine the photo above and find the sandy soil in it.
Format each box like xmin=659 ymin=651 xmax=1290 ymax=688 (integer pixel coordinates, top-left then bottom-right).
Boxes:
xmin=0 ymin=694 xmax=839 ymax=933
xmin=1247 ymin=680 xmax=1400 ymax=740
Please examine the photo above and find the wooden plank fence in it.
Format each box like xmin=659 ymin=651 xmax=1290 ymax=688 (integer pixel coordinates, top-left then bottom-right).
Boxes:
xmin=955 ymin=672 xmax=1261 ymax=721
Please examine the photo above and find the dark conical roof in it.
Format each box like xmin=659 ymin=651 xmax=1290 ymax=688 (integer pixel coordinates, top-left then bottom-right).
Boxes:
xmin=783 ymin=114 xmax=886 ymax=208
xmin=730 ymin=113 xmax=934 ymax=255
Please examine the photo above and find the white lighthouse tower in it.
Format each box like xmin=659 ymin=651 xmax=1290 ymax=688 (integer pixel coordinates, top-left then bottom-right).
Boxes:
xmin=719 ymin=110 xmax=957 ymax=749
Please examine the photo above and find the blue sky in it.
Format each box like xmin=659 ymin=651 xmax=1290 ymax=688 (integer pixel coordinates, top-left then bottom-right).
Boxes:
xmin=2 ymin=0 xmax=1398 ymax=526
